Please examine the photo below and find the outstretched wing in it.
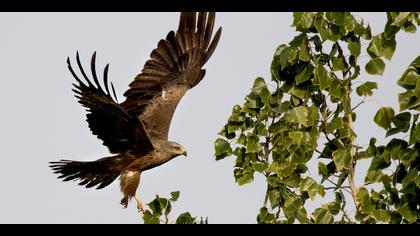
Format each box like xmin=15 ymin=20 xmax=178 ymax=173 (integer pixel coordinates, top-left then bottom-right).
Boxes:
xmin=120 ymin=12 xmax=222 ymax=141
xmin=68 ymin=52 xmax=154 ymax=155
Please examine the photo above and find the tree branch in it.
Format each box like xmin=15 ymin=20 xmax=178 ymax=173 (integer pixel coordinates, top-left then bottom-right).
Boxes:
xmin=347 ymin=94 xmax=359 ymax=212
xmin=263 ymin=183 xmax=270 ymax=208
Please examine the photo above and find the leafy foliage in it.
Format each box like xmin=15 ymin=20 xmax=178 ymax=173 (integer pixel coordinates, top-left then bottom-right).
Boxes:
xmin=215 ymin=12 xmax=420 ymax=224
xmin=141 ymin=191 xmax=207 ymax=224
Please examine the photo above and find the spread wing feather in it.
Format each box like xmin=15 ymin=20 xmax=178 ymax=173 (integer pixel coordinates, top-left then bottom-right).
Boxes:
xmin=120 ymin=12 xmax=222 ymax=141
xmin=68 ymin=52 xmax=154 ymax=155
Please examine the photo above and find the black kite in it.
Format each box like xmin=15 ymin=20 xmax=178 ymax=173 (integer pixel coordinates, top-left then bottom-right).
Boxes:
xmin=50 ymin=12 xmax=222 ymax=212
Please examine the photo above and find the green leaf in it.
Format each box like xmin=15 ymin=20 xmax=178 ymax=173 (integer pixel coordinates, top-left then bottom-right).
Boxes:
xmin=415 ymin=123 xmax=420 ymax=142
xmin=315 ymin=16 xmax=332 ymax=42
xmin=348 ymin=37 xmax=361 ymax=57
xmin=371 ymin=209 xmax=391 ymax=223
xmin=227 ymin=122 xmax=242 ymax=133
xmin=331 ymin=57 xmax=347 ymax=71
xmin=396 ymin=203 xmax=417 ymax=223
xmin=325 ymin=117 xmax=344 ymax=133
xmin=296 ymin=207 xmax=311 ymax=224
xmin=245 ymin=93 xmax=263 ymax=110
xmin=257 ymin=207 xmax=276 ymax=224
xmin=368 ymin=155 xmax=390 ymax=172
xmin=237 ymin=172 xmax=254 ymax=186
xmin=279 ymin=47 xmax=292 ymax=70
xmin=356 ymin=81 xmax=378 ymax=97
xmin=290 ymin=152 xmax=306 ymax=165
xmin=246 ymin=135 xmax=260 ymax=153
xmin=307 ymin=106 xmax=320 ymax=126
xmin=300 ymin=177 xmax=322 ymax=200
xmin=283 ymin=196 xmax=303 ymax=219
xmin=356 ymin=187 xmax=369 ymax=206
xmin=147 ymin=195 xmax=163 ymax=216
xmin=355 ymin=22 xmax=372 ymax=40
xmin=295 ymin=64 xmax=314 ymax=85
xmin=318 ymin=162 xmax=328 ymax=176
xmin=253 ymin=162 xmax=268 ymax=173
xmin=232 ymin=104 xmax=242 ymax=114
xmin=279 ymin=101 xmax=291 ymax=113
xmin=310 ymin=35 xmax=322 ymax=51
xmin=398 ymin=91 xmax=420 ymax=111
xmin=329 ymin=77 xmax=346 ymax=99
xmin=267 ymin=188 xmax=280 ymax=209
xmin=289 ymin=86 xmax=307 ymax=100
xmin=285 ymin=106 xmax=309 ymax=127
xmin=170 ymin=191 xmax=180 ymax=202
xmin=293 ymin=12 xmax=316 ymax=30
xmin=228 ymin=113 xmax=245 ymax=123
xmin=332 ymin=149 xmax=351 ymax=171
xmin=218 ymin=125 xmax=236 ymax=139
xmin=344 ymin=14 xmax=356 ymax=32
xmin=409 ymin=114 xmax=419 ymax=144
xmin=279 ymin=47 xmax=296 ymax=69
xmin=338 ymin=123 xmax=351 ymax=141
xmin=289 ymin=131 xmax=303 ymax=145
xmin=367 ymin=34 xmax=396 ymax=60
xmin=271 ymin=44 xmax=288 ymax=81
xmin=299 ymin=44 xmax=311 ymax=62
xmin=321 ymin=201 xmax=340 ymax=215
xmin=159 ymin=198 xmax=171 ymax=216
xmin=143 ymin=210 xmax=160 ymax=224
xmin=260 ymin=88 xmax=271 ymax=106
xmin=391 ymin=12 xmax=411 ymax=27
xmin=365 ymin=170 xmax=383 ymax=184
xmin=214 ymin=138 xmax=232 ymax=160
xmin=326 ymin=12 xmax=346 ymax=26
xmin=175 ymin=212 xmax=196 ymax=224
xmin=386 ymin=112 xmax=411 ymax=137
xmin=374 ymin=107 xmax=395 ymax=130
xmin=312 ymin=208 xmax=334 ymax=224
xmin=252 ymin=77 xmax=268 ymax=94
xmin=402 ymin=22 xmax=417 ymax=33
xmin=316 ymin=64 xmax=332 ymax=90
xmin=397 ymin=67 xmax=419 ymax=90
xmin=290 ymin=33 xmax=306 ymax=47
xmin=365 ymin=57 xmax=385 ymax=75
xmin=401 ymin=167 xmax=418 ymax=188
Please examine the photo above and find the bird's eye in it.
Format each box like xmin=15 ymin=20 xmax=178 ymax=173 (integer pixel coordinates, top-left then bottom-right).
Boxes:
xmin=174 ymin=146 xmax=181 ymax=150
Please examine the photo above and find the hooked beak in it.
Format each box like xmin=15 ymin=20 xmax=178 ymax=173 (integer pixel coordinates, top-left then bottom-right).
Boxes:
xmin=182 ymin=150 xmax=188 ymax=157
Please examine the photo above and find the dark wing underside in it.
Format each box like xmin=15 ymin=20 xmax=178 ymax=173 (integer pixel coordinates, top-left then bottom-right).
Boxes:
xmin=68 ymin=52 xmax=154 ymax=155
xmin=120 ymin=12 xmax=222 ymax=141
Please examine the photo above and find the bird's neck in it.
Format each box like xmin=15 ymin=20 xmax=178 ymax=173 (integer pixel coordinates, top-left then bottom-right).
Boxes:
xmin=142 ymin=150 xmax=176 ymax=171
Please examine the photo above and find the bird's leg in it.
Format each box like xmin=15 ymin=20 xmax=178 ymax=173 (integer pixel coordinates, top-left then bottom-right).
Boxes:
xmin=134 ymin=194 xmax=145 ymax=213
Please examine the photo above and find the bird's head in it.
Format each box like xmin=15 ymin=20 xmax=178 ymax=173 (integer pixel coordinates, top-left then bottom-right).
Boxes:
xmin=164 ymin=141 xmax=188 ymax=158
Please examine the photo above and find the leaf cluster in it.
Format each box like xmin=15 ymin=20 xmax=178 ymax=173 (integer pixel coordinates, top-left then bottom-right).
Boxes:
xmin=215 ymin=12 xmax=420 ymax=224
xmin=142 ymin=191 xmax=207 ymax=224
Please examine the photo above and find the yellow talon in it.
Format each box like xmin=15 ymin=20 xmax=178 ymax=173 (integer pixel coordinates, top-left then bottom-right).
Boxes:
xmin=134 ymin=195 xmax=145 ymax=213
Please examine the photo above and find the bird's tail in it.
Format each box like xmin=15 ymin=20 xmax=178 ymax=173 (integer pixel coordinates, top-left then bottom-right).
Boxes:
xmin=49 ymin=156 xmax=123 ymax=189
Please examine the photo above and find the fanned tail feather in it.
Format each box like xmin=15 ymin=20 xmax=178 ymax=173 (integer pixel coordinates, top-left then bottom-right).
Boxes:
xmin=49 ymin=157 xmax=121 ymax=189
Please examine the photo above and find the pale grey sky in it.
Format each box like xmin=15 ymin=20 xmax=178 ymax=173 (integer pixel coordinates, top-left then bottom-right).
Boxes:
xmin=0 ymin=13 xmax=418 ymax=224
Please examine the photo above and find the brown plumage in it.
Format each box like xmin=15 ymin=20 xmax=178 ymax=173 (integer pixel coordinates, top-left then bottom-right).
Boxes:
xmin=49 ymin=12 xmax=222 ymax=211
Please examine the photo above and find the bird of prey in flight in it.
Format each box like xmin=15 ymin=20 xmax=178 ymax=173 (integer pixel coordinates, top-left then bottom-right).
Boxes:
xmin=50 ymin=12 xmax=222 ymax=212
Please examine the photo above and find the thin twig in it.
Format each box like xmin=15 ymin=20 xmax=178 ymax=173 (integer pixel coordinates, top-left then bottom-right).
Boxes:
xmin=324 ymin=186 xmax=352 ymax=190
xmin=352 ymin=99 xmax=366 ymax=111
xmin=341 ymin=209 xmax=352 ymax=222
xmin=325 ymin=179 xmax=353 ymax=195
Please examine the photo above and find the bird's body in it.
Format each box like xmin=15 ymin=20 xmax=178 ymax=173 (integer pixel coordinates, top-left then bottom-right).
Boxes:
xmin=49 ymin=12 xmax=221 ymax=211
